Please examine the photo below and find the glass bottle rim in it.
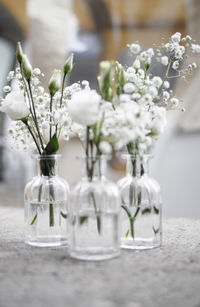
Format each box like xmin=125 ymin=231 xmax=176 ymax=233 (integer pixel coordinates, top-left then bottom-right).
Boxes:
xmin=76 ymin=155 xmax=112 ymax=161
xmin=118 ymin=153 xmax=153 ymax=160
xmin=31 ymin=154 xmax=62 ymax=160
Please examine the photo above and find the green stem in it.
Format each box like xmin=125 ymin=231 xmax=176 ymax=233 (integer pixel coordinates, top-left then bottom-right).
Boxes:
xmin=50 ymin=95 xmax=53 ymax=141
xmin=30 ymin=183 xmax=43 ymax=225
xmin=23 ymin=121 xmax=41 ymax=155
xmin=158 ymin=59 xmax=172 ymax=92
xmin=27 ymin=81 xmax=45 ymax=152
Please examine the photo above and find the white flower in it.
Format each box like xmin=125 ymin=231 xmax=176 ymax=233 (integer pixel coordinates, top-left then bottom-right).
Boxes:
xmin=163 ymin=91 xmax=170 ymax=100
xmin=133 ymin=57 xmax=140 ymax=69
xmin=99 ymin=141 xmax=112 ymax=155
xmin=146 ymin=48 xmax=154 ymax=57
xmin=152 ymin=76 xmax=162 ymax=88
xmin=163 ymin=81 xmax=170 ymax=89
xmin=3 ymin=86 xmax=11 ymax=93
xmin=171 ymin=32 xmax=181 ymax=43
xmin=160 ymin=56 xmax=169 ymax=66
xmin=0 ymin=90 xmax=29 ymax=120
xmin=171 ymin=97 xmax=179 ymax=108
xmin=119 ymin=94 xmax=131 ymax=103
xmin=123 ymin=83 xmax=135 ymax=94
xmin=149 ymin=86 xmax=158 ymax=98
xmin=129 ymin=43 xmax=141 ymax=54
xmin=191 ymin=44 xmax=200 ymax=53
xmin=192 ymin=62 xmax=197 ymax=69
xmin=33 ymin=68 xmax=41 ymax=75
xmin=68 ymin=90 xmax=101 ymax=126
xmin=172 ymin=61 xmax=179 ymax=70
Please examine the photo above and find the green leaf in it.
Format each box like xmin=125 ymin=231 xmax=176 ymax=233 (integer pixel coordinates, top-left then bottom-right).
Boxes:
xmin=30 ymin=214 xmax=37 ymax=225
xmin=142 ymin=207 xmax=152 ymax=215
xmin=43 ymin=133 xmax=59 ymax=155
xmin=79 ymin=216 xmax=88 ymax=225
xmin=153 ymin=206 xmax=159 ymax=215
xmin=152 ymin=226 xmax=159 ymax=234
xmin=125 ymin=229 xmax=129 ymax=238
xmin=61 ymin=211 xmax=68 ymax=219
xmin=121 ymin=204 xmax=132 ymax=218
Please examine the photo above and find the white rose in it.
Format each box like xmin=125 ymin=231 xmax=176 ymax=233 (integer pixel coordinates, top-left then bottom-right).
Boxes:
xmin=0 ymin=90 xmax=29 ymax=120
xmin=68 ymin=90 xmax=101 ymax=126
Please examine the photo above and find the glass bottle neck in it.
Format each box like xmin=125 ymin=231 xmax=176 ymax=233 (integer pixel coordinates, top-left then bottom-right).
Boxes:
xmin=126 ymin=155 xmax=149 ymax=177
xmin=81 ymin=156 xmax=106 ymax=181
xmin=36 ymin=155 xmax=59 ymax=177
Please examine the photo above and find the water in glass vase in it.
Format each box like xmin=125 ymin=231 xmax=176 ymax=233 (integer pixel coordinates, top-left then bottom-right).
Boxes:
xmin=121 ymin=202 xmax=162 ymax=249
xmin=69 ymin=210 xmax=120 ymax=260
xmin=25 ymin=200 xmax=68 ymax=247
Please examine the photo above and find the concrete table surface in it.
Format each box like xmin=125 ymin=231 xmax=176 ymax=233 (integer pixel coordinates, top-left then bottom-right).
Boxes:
xmin=0 ymin=207 xmax=200 ymax=307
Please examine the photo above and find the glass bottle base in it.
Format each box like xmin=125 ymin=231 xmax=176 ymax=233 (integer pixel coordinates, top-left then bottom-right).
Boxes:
xmin=121 ymin=237 xmax=161 ymax=250
xmin=69 ymin=247 xmax=120 ymax=261
xmin=25 ymin=236 xmax=67 ymax=247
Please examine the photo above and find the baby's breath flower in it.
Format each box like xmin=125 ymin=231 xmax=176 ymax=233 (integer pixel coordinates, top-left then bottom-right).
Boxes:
xmin=129 ymin=43 xmax=141 ymax=54
xmin=172 ymin=61 xmax=179 ymax=70
xmin=163 ymin=81 xmax=170 ymax=89
xmin=3 ymin=86 xmax=11 ymax=93
xmin=152 ymin=76 xmax=162 ymax=88
xmin=160 ymin=56 xmax=169 ymax=66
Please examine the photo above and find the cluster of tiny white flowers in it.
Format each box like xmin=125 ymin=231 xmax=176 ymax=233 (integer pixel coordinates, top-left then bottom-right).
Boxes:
xmin=99 ymin=32 xmax=200 ymax=153
xmin=2 ymin=65 xmax=90 ymax=151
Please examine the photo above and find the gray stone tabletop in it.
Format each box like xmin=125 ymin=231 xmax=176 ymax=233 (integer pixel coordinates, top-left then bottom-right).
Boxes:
xmin=0 ymin=207 xmax=200 ymax=307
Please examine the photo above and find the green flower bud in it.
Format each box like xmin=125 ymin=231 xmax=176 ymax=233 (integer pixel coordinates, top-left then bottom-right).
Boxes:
xmin=48 ymin=69 xmax=61 ymax=97
xmin=98 ymin=61 xmax=114 ymax=101
xmin=64 ymin=53 xmax=74 ymax=76
xmin=16 ymin=42 xmax=23 ymax=64
xmin=21 ymin=54 xmax=32 ymax=82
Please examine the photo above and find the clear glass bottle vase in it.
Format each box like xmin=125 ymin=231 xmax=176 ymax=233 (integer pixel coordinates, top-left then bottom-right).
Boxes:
xmin=68 ymin=156 xmax=120 ymax=261
xmin=118 ymin=154 xmax=162 ymax=250
xmin=24 ymin=155 xmax=69 ymax=247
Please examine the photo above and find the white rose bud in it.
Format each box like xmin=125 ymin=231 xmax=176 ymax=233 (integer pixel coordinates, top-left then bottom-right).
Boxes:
xmin=48 ymin=69 xmax=61 ymax=97
xmin=133 ymin=57 xmax=140 ymax=69
xmin=21 ymin=54 xmax=32 ymax=81
xmin=68 ymin=90 xmax=101 ymax=126
xmin=16 ymin=41 xmax=23 ymax=64
xmin=0 ymin=90 xmax=29 ymax=120
xmin=64 ymin=53 xmax=74 ymax=76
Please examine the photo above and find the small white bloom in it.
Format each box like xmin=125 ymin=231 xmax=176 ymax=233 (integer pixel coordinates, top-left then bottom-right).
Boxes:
xmin=172 ymin=61 xmax=179 ymax=70
xmin=133 ymin=57 xmax=140 ymax=69
xmin=129 ymin=43 xmax=141 ymax=54
xmin=171 ymin=97 xmax=179 ymax=108
xmin=99 ymin=141 xmax=112 ymax=155
xmin=152 ymin=76 xmax=162 ymax=88
xmin=146 ymin=48 xmax=154 ymax=57
xmin=68 ymin=90 xmax=101 ymax=126
xmin=7 ymin=71 xmax=15 ymax=81
xmin=123 ymin=83 xmax=135 ymax=94
xmin=149 ymin=86 xmax=158 ymax=98
xmin=3 ymin=86 xmax=11 ymax=93
xmin=171 ymin=32 xmax=181 ymax=43
xmin=192 ymin=62 xmax=197 ymax=69
xmin=160 ymin=56 xmax=169 ymax=66
xmin=119 ymin=94 xmax=131 ymax=103
xmin=33 ymin=68 xmax=41 ymax=75
xmin=0 ymin=90 xmax=29 ymax=120
xmin=163 ymin=91 xmax=170 ymax=100
xmin=163 ymin=81 xmax=170 ymax=89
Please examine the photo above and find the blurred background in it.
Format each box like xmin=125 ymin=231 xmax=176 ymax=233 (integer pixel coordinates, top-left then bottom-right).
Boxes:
xmin=0 ymin=0 xmax=200 ymax=218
